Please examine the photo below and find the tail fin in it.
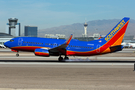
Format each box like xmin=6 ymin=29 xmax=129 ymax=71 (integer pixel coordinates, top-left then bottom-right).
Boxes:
xmin=103 ymin=17 xmax=130 ymax=46
xmin=101 ymin=17 xmax=130 ymax=54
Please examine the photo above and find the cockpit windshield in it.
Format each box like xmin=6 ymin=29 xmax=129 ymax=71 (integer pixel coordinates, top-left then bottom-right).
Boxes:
xmin=10 ymin=39 xmax=14 ymax=42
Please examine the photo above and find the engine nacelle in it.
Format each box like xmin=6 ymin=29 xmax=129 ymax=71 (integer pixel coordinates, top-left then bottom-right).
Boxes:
xmin=34 ymin=48 xmax=50 ymax=57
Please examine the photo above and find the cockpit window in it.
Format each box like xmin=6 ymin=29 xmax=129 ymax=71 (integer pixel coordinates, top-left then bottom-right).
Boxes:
xmin=10 ymin=40 xmax=14 ymax=42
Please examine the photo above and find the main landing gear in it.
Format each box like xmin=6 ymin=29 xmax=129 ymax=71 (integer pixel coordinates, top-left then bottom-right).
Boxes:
xmin=58 ymin=55 xmax=69 ymax=62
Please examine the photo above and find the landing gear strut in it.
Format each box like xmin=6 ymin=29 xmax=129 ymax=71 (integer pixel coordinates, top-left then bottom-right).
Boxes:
xmin=64 ymin=54 xmax=69 ymax=60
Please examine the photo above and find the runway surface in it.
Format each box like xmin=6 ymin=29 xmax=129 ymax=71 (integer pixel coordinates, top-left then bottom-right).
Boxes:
xmin=0 ymin=63 xmax=135 ymax=90
xmin=0 ymin=48 xmax=135 ymax=90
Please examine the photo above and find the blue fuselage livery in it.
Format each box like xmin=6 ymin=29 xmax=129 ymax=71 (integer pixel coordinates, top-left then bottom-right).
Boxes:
xmin=4 ymin=17 xmax=130 ymax=61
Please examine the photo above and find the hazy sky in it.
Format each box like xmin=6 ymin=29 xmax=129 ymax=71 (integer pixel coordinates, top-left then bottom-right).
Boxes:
xmin=0 ymin=0 xmax=134 ymax=33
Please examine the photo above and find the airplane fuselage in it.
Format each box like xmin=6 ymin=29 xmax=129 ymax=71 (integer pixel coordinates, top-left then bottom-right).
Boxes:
xmin=7 ymin=37 xmax=105 ymax=56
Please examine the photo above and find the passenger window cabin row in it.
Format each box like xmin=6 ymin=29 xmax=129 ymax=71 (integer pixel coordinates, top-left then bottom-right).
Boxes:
xmin=23 ymin=41 xmax=93 ymax=49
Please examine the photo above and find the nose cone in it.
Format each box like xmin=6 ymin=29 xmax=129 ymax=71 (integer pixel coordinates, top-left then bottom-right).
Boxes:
xmin=4 ymin=41 xmax=9 ymax=48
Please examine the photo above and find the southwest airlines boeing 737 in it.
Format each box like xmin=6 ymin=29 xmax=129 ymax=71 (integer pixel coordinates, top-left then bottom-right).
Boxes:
xmin=4 ymin=17 xmax=130 ymax=61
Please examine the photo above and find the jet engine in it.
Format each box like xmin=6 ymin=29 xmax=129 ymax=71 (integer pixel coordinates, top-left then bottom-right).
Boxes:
xmin=34 ymin=48 xmax=50 ymax=57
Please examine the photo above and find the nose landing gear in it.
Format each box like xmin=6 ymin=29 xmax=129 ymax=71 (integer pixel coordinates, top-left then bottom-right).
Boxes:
xmin=16 ymin=53 xmax=19 ymax=57
xmin=16 ymin=51 xmax=19 ymax=57
xmin=11 ymin=49 xmax=19 ymax=57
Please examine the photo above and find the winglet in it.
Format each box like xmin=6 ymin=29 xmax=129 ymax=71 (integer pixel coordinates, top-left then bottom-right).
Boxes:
xmin=65 ymin=34 xmax=73 ymax=45
xmin=98 ymin=35 xmax=102 ymax=39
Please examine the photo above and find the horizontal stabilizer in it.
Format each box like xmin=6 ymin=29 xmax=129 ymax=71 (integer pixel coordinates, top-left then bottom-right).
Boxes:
xmin=109 ymin=45 xmax=123 ymax=52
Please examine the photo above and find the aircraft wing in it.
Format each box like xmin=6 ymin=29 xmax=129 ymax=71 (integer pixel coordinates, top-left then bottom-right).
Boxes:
xmin=49 ymin=34 xmax=73 ymax=55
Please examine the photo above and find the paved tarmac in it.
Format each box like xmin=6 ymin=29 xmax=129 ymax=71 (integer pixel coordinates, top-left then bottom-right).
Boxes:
xmin=0 ymin=48 xmax=135 ymax=90
xmin=0 ymin=63 xmax=135 ymax=90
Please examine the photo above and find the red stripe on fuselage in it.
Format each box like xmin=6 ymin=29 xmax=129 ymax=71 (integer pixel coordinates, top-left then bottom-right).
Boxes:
xmin=11 ymin=46 xmax=43 ymax=52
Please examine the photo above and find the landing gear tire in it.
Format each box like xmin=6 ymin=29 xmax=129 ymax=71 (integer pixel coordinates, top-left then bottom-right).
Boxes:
xmin=16 ymin=53 xmax=19 ymax=57
xmin=58 ymin=57 xmax=64 ymax=62
xmin=64 ymin=56 xmax=69 ymax=60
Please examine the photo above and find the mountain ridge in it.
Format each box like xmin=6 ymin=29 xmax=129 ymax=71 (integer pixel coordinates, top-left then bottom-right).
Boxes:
xmin=38 ymin=19 xmax=135 ymax=38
